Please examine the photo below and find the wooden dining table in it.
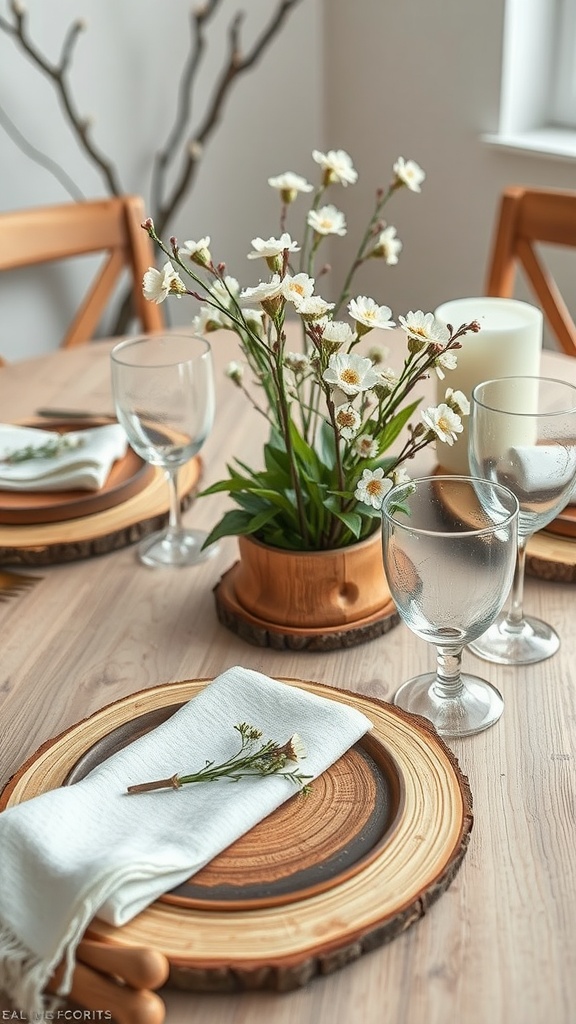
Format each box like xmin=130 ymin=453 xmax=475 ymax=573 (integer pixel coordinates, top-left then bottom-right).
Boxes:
xmin=0 ymin=329 xmax=575 ymax=1024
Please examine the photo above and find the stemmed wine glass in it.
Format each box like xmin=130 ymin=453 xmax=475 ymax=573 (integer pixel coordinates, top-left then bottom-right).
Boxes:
xmin=468 ymin=377 xmax=576 ymax=664
xmin=381 ymin=476 xmax=519 ymax=738
xmin=111 ymin=333 xmax=218 ymax=568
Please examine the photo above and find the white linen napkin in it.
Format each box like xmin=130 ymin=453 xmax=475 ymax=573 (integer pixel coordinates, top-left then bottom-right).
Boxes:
xmin=0 ymin=424 xmax=128 ymax=492
xmin=505 ymin=444 xmax=576 ymax=501
xmin=0 ymin=667 xmax=372 ymax=1013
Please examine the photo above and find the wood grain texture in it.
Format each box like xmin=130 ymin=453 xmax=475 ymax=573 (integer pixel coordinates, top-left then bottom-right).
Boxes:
xmin=0 ymin=334 xmax=575 ymax=1024
xmin=0 ymin=678 xmax=472 ymax=992
xmin=0 ymin=457 xmax=201 ymax=564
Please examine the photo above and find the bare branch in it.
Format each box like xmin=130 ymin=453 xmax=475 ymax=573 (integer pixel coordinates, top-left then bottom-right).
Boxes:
xmin=154 ymin=0 xmax=304 ymax=235
xmin=0 ymin=103 xmax=85 ymax=201
xmin=0 ymin=3 xmax=123 ymax=195
xmin=151 ymin=0 xmax=223 ymax=215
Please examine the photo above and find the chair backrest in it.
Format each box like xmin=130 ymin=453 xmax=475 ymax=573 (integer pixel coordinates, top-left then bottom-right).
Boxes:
xmin=0 ymin=195 xmax=163 ymax=359
xmin=485 ymin=185 xmax=576 ymax=357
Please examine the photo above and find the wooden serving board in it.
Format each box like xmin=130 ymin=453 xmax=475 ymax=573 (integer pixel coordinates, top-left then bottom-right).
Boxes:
xmin=0 ymin=457 xmax=202 ymax=566
xmin=0 ymin=677 xmax=473 ymax=992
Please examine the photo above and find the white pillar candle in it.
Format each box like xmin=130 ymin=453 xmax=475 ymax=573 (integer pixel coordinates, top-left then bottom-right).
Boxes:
xmin=434 ymin=297 xmax=543 ymax=473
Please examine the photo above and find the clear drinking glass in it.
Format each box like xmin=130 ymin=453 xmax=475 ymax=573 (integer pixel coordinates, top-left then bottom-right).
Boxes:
xmin=382 ymin=476 xmax=519 ymax=738
xmin=468 ymin=376 xmax=576 ymax=664
xmin=111 ymin=333 xmax=218 ymax=568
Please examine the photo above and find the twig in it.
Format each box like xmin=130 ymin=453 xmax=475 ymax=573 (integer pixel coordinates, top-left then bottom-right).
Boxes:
xmin=154 ymin=0 xmax=304 ymax=235
xmin=0 ymin=103 xmax=85 ymax=201
xmin=0 ymin=2 xmax=123 ymax=195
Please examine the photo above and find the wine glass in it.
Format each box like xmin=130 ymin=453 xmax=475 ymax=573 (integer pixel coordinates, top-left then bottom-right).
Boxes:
xmin=381 ymin=476 xmax=519 ymax=738
xmin=111 ymin=333 xmax=218 ymax=568
xmin=468 ymin=376 xmax=576 ymax=664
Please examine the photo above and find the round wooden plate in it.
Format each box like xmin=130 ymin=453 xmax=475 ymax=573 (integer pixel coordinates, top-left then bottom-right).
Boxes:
xmin=0 ymin=419 xmax=154 ymax=525
xmin=0 ymin=677 xmax=473 ymax=992
xmin=64 ymin=704 xmax=403 ymax=912
xmin=544 ymin=503 xmax=576 ymax=540
xmin=0 ymin=458 xmax=202 ymax=565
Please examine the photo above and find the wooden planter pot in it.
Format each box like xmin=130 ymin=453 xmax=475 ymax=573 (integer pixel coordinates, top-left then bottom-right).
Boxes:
xmin=213 ymin=532 xmax=400 ymax=651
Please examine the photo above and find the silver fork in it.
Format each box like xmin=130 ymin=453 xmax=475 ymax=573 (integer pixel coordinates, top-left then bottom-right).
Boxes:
xmin=0 ymin=570 xmax=42 ymax=602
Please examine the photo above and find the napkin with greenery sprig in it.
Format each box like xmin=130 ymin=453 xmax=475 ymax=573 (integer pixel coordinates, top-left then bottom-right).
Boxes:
xmin=0 ymin=667 xmax=372 ymax=1014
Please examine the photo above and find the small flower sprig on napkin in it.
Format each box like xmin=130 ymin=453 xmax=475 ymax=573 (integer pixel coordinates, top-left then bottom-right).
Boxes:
xmin=0 ymin=434 xmax=85 ymax=465
xmin=126 ymin=722 xmax=312 ymax=795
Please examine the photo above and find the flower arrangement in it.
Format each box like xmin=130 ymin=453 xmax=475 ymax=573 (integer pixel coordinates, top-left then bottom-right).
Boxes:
xmin=142 ymin=148 xmax=477 ymax=552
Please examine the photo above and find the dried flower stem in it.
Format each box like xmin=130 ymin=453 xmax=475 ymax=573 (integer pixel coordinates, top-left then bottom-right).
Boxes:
xmin=126 ymin=723 xmax=312 ymax=796
xmin=0 ymin=434 xmax=85 ymax=464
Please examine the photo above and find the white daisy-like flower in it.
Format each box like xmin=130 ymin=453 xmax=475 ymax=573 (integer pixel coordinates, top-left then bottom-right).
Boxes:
xmin=307 ymin=204 xmax=347 ymax=237
xmin=421 ymin=403 xmax=463 ymax=445
xmin=353 ymin=435 xmax=379 ymax=459
xmin=240 ymin=275 xmax=283 ymax=304
xmin=268 ymin=171 xmax=314 ymax=201
xmin=210 ymin=275 xmax=240 ymax=306
xmin=378 ymin=367 xmax=400 ymax=390
xmin=247 ymin=233 xmax=300 ymax=260
xmin=179 ymin=236 xmax=211 ymax=266
xmin=225 ymin=361 xmax=244 ymax=384
xmin=372 ymin=225 xmax=402 ymax=265
xmin=192 ymin=305 xmax=226 ymax=333
xmin=312 ymin=149 xmax=358 ymax=186
xmin=354 ymin=467 xmax=393 ymax=510
xmin=278 ymin=733 xmax=307 ymax=762
xmin=243 ymin=308 xmax=265 ymax=334
xmin=398 ymin=310 xmax=449 ymax=345
xmin=445 ymin=387 xmax=470 ymax=416
xmin=295 ymin=295 xmax=335 ymax=320
xmin=323 ymin=352 xmax=380 ymax=396
xmin=142 ymin=262 xmax=186 ymax=303
xmin=348 ymin=296 xmax=395 ymax=333
xmin=434 ymin=350 xmax=458 ymax=379
xmin=281 ymin=273 xmax=315 ymax=306
xmin=393 ymin=157 xmax=426 ymax=193
xmin=335 ymin=404 xmax=362 ymax=440
xmin=284 ymin=351 xmax=311 ymax=374
xmin=391 ymin=467 xmax=411 ymax=486
xmin=322 ymin=320 xmax=356 ymax=347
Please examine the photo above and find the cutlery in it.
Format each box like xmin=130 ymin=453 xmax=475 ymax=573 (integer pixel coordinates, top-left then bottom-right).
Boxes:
xmin=35 ymin=408 xmax=116 ymax=420
xmin=47 ymin=941 xmax=169 ymax=1024
xmin=0 ymin=570 xmax=42 ymax=602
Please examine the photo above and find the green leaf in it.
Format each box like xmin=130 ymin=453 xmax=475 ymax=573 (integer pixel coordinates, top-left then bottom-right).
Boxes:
xmin=202 ymin=507 xmax=278 ymax=549
xmin=315 ymin=419 xmax=337 ymax=470
xmin=377 ymin=399 xmax=420 ymax=451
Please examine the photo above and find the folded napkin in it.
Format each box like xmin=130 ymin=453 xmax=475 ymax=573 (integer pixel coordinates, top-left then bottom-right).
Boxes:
xmin=0 ymin=424 xmax=128 ymax=492
xmin=505 ymin=445 xmax=576 ymax=501
xmin=0 ymin=667 xmax=372 ymax=1013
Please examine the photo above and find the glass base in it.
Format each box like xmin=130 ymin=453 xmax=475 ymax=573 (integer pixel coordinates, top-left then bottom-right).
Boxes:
xmin=137 ymin=528 xmax=219 ymax=568
xmin=468 ymin=613 xmax=560 ymax=665
xmin=393 ymin=672 xmax=504 ymax=738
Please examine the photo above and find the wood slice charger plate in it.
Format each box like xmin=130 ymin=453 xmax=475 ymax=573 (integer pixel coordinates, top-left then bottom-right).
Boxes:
xmin=0 ymin=420 xmax=202 ymax=565
xmin=0 ymin=677 xmax=473 ymax=993
xmin=432 ymin=471 xmax=576 ymax=584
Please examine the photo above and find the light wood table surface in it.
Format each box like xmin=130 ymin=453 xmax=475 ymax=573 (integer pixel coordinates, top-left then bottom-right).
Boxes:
xmin=0 ymin=332 xmax=575 ymax=1024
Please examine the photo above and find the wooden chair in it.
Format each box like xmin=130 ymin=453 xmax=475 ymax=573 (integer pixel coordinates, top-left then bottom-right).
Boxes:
xmin=485 ymin=185 xmax=576 ymax=357
xmin=0 ymin=195 xmax=164 ymax=364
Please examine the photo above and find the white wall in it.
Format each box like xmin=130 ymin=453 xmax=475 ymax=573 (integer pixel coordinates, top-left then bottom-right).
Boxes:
xmin=0 ymin=0 xmax=323 ymax=359
xmin=323 ymin=0 xmax=576 ymax=349
xmin=1 ymin=0 xmax=575 ymax=362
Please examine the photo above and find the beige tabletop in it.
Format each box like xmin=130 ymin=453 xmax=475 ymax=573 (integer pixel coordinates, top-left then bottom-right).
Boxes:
xmin=0 ymin=331 xmax=575 ymax=1024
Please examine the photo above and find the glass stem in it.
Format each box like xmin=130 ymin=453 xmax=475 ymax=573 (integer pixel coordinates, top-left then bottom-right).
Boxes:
xmin=433 ymin=645 xmax=465 ymax=700
xmin=165 ymin=466 xmax=182 ymax=539
xmin=506 ymin=536 xmax=527 ymax=628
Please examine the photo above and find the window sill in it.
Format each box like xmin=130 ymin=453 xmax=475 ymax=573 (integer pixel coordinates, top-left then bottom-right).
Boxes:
xmin=482 ymin=127 xmax=576 ymax=162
